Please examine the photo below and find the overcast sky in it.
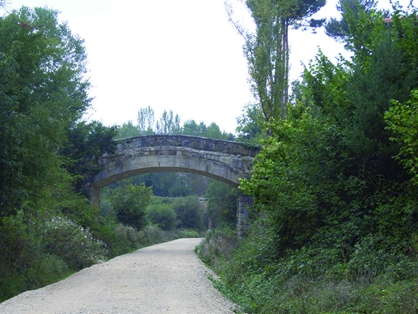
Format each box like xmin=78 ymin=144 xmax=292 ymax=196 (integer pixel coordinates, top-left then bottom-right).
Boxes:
xmin=2 ymin=0 xmax=410 ymax=133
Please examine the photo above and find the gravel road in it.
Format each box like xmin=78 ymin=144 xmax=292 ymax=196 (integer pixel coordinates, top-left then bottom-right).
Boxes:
xmin=0 ymin=238 xmax=237 ymax=314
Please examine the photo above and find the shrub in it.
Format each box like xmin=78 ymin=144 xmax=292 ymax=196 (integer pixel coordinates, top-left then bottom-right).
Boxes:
xmin=110 ymin=183 xmax=153 ymax=229
xmin=146 ymin=203 xmax=178 ymax=230
xmin=172 ymin=196 xmax=205 ymax=231
xmin=0 ymin=214 xmax=72 ymax=302
xmin=179 ymin=229 xmax=202 ymax=238
xmin=41 ymin=216 xmax=107 ymax=269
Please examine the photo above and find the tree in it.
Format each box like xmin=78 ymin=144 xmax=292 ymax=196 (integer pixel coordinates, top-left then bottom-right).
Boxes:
xmin=109 ymin=183 xmax=153 ymax=229
xmin=137 ymin=106 xmax=155 ymax=135
xmin=236 ymin=103 xmax=268 ymax=143
xmin=205 ymin=181 xmax=237 ymax=229
xmin=117 ymin=121 xmax=140 ymax=139
xmin=60 ymin=121 xmax=118 ymax=197
xmin=242 ymin=2 xmax=418 ymax=253
xmin=325 ymin=0 xmax=378 ymax=43
xmin=0 ymin=7 xmax=91 ymax=217
xmin=385 ymin=89 xmax=418 ymax=184
xmin=182 ymin=120 xmax=207 ymax=137
xmin=204 ymin=122 xmax=223 ymax=139
xmin=172 ymin=196 xmax=205 ymax=230
xmin=226 ymin=0 xmax=326 ymax=124
xmin=156 ymin=110 xmax=181 ymax=134
xmin=146 ymin=201 xmax=178 ymax=231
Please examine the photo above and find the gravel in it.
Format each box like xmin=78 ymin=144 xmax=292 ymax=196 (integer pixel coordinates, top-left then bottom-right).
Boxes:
xmin=0 ymin=238 xmax=237 ymax=314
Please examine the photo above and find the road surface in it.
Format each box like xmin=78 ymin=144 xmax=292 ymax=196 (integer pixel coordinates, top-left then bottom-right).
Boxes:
xmin=0 ymin=238 xmax=237 ymax=314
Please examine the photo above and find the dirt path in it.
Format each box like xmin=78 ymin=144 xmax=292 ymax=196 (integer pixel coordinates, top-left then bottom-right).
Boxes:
xmin=0 ymin=238 xmax=237 ymax=314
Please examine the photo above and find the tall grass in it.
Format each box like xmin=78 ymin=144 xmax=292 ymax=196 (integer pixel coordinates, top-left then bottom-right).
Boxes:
xmin=197 ymin=224 xmax=418 ymax=314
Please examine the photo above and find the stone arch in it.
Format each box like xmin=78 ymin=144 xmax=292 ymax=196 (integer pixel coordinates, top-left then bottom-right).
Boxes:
xmin=92 ymin=135 xmax=260 ymax=235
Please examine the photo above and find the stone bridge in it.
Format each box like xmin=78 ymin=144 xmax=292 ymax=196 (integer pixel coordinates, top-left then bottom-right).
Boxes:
xmin=92 ymin=135 xmax=260 ymax=236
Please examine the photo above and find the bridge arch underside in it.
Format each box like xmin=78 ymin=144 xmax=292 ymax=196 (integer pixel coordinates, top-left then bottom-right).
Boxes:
xmin=92 ymin=152 xmax=253 ymax=205
xmin=94 ymin=156 xmax=244 ymax=189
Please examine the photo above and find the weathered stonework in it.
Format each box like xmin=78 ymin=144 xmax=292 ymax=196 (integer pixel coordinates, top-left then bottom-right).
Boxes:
xmin=92 ymin=135 xmax=260 ymax=236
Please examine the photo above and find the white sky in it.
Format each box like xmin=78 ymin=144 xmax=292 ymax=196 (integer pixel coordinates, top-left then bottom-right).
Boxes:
xmin=2 ymin=0 xmax=412 ymax=133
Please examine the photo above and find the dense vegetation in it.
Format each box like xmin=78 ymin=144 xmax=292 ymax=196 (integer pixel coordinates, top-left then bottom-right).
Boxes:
xmin=0 ymin=5 xmax=236 ymax=302
xmin=198 ymin=0 xmax=418 ymax=313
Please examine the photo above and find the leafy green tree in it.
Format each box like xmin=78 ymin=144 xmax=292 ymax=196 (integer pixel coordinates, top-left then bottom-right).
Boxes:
xmin=203 ymin=122 xmax=234 ymax=140
xmin=172 ymin=196 xmax=205 ymax=231
xmin=236 ymin=103 xmax=268 ymax=143
xmin=109 ymin=183 xmax=153 ymax=229
xmin=385 ymin=89 xmax=418 ymax=184
xmin=242 ymin=3 xmax=418 ymax=252
xmin=146 ymin=201 xmax=178 ymax=230
xmin=60 ymin=121 xmax=118 ymax=197
xmin=188 ymin=174 xmax=211 ymax=196
xmin=0 ymin=7 xmax=91 ymax=217
xmin=240 ymin=105 xmax=344 ymax=250
xmin=117 ymin=120 xmax=140 ymax=139
xmin=182 ymin=120 xmax=207 ymax=136
xmin=325 ymin=0 xmax=378 ymax=43
xmin=205 ymin=181 xmax=237 ymax=229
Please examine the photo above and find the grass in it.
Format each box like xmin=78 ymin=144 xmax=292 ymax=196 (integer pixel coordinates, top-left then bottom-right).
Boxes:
xmin=197 ymin=227 xmax=418 ymax=314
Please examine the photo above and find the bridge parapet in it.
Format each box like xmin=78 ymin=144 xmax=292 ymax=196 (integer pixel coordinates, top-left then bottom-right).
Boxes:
xmin=113 ymin=135 xmax=260 ymax=157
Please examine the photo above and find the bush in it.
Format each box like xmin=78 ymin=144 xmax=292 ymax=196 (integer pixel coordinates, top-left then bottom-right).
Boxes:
xmin=41 ymin=216 xmax=107 ymax=269
xmin=172 ymin=196 xmax=205 ymax=231
xmin=198 ymin=226 xmax=418 ymax=313
xmin=109 ymin=183 xmax=153 ymax=229
xmin=0 ymin=214 xmax=72 ymax=302
xmin=146 ymin=203 xmax=178 ymax=230
xmin=179 ymin=229 xmax=202 ymax=238
xmin=196 ymin=228 xmax=238 ymax=270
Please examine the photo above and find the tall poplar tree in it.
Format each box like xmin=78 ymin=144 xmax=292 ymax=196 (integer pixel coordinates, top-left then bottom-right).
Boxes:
xmin=226 ymin=0 xmax=326 ymax=124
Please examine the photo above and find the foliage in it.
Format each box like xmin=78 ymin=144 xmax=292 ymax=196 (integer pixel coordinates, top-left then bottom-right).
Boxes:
xmin=171 ymin=196 xmax=206 ymax=231
xmin=199 ymin=226 xmax=418 ymax=313
xmin=117 ymin=106 xmax=235 ymax=140
xmin=325 ymin=0 xmax=378 ymax=43
xmin=235 ymin=103 xmax=268 ymax=144
xmin=60 ymin=121 xmax=118 ymax=197
xmin=202 ymin=3 xmax=418 ymax=314
xmin=240 ymin=104 xmax=345 ymax=251
xmin=0 ymin=6 xmax=91 ymax=218
xmin=227 ymin=0 xmax=326 ymax=125
xmin=109 ymin=183 xmax=153 ymax=229
xmin=385 ymin=90 xmax=418 ymax=184
xmin=146 ymin=200 xmax=179 ymax=231
xmin=196 ymin=228 xmax=238 ymax=268
xmin=125 ymin=172 xmax=197 ymax=197
xmin=239 ymin=1 xmax=418 ymax=257
xmin=0 ymin=212 xmax=106 ymax=302
xmin=156 ymin=109 xmax=181 ymax=134
xmin=40 ymin=216 xmax=107 ymax=269
xmin=137 ymin=106 xmax=156 ymax=135
xmin=117 ymin=120 xmax=140 ymax=138
xmin=182 ymin=119 xmax=208 ymax=136
xmin=205 ymin=181 xmax=237 ymax=229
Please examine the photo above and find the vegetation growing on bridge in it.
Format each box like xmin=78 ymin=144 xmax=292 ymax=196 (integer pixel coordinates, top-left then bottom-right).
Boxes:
xmin=198 ymin=0 xmax=418 ymax=312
